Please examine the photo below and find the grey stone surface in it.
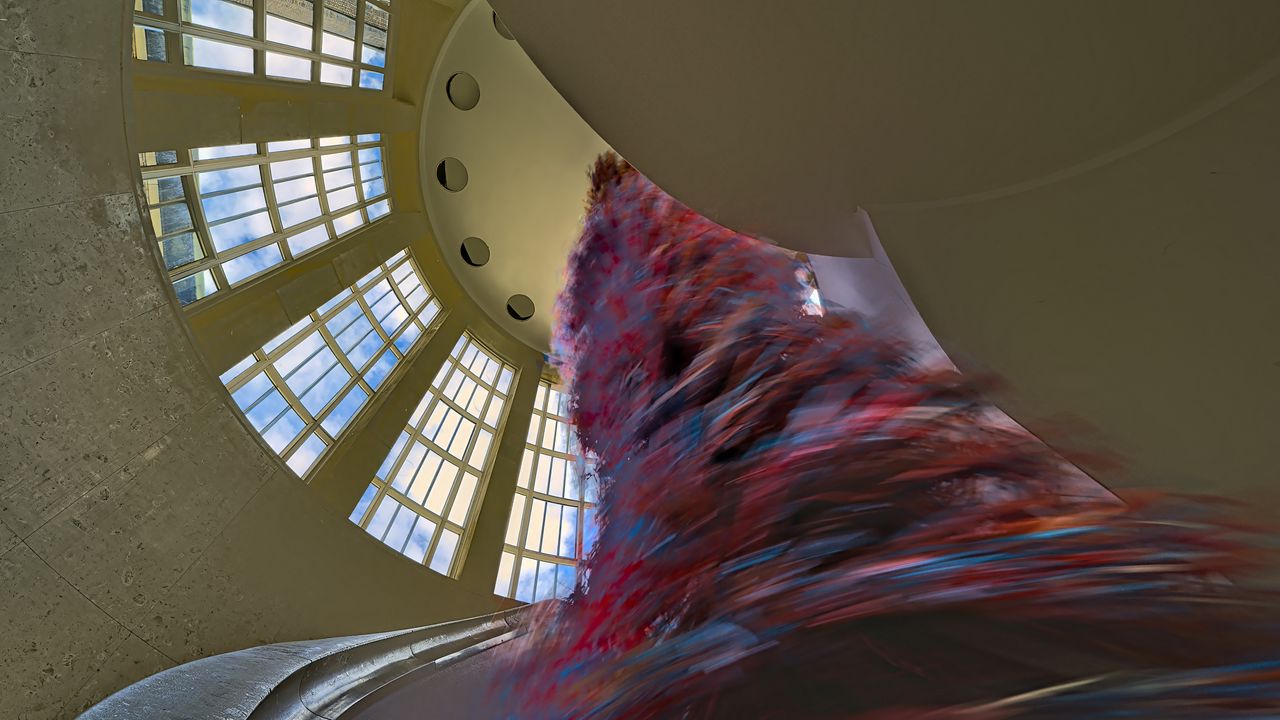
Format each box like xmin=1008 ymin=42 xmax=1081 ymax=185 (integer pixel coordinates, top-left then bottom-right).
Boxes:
xmin=62 ymin=633 xmax=174 ymax=720
xmin=0 ymin=49 xmax=130 ymax=215
xmin=0 ymin=193 xmax=166 ymax=375
xmin=0 ymin=544 xmax=172 ymax=720
xmin=26 ymin=401 xmax=276 ymax=633
xmin=0 ymin=305 xmax=218 ymax=538
xmin=0 ymin=0 xmax=125 ymax=61
xmin=143 ymin=469 xmax=505 ymax=663
xmin=0 ymin=517 xmax=19 ymax=558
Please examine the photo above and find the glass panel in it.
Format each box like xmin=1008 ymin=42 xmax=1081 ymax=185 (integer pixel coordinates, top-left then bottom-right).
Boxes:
xmin=348 ymin=483 xmax=378 ymax=523
xmin=184 ymin=34 xmax=254 ymax=73
xmin=218 ymin=254 xmax=437 ymax=480
xmin=265 ymin=0 xmax=314 ymax=49
xmin=158 ymin=233 xmax=204 ymax=270
xmin=429 ymin=530 xmax=458 ymax=574
xmin=139 ymin=150 xmax=179 ymax=167
xmin=404 ymin=517 xmax=434 ymax=563
xmin=208 ymin=211 xmax=273 ymax=252
xmin=495 ymin=552 xmax=515 ymax=595
xmin=287 ymin=225 xmax=332 ymax=256
xmin=348 ymin=332 xmax=511 ymax=576
xmin=223 ymin=243 xmax=284 ymax=284
xmin=496 ymin=379 xmax=598 ymax=599
xmin=320 ymin=62 xmax=352 ymax=85
xmin=173 ymin=269 xmax=218 ymax=304
xmin=133 ymin=25 xmax=169 ymax=62
xmin=183 ymin=0 xmax=254 ymax=36
xmin=266 ymin=51 xmax=312 ymax=80
xmin=286 ymin=432 xmax=327 ymax=475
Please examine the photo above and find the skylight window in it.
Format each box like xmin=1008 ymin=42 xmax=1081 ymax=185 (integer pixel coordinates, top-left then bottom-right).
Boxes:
xmin=137 ymin=134 xmax=390 ymax=306
xmin=131 ymin=0 xmax=391 ymax=89
xmin=348 ymin=334 xmax=517 ymax=578
xmin=494 ymin=381 xmax=599 ymax=602
xmin=219 ymin=250 xmax=441 ymax=477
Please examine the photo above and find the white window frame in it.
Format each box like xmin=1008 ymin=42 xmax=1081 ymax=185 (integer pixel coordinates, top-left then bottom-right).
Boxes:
xmin=219 ymin=249 xmax=441 ymax=477
xmin=348 ymin=333 xmax=519 ymax=578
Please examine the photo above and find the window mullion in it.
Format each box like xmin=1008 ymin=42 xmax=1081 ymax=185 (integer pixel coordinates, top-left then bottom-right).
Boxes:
xmin=258 ymin=162 xmax=289 ymax=260
xmin=317 ymin=322 xmax=366 ymax=386
xmin=353 ymin=0 xmax=366 ymax=75
xmin=253 ymin=0 xmax=266 ymax=78
xmin=181 ymin=171 xmax=233 ymax=294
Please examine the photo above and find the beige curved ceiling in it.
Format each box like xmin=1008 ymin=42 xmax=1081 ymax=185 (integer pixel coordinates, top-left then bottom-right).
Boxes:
xmin=489 ymin=0 xmax=1280 ymax=256
xmin=421 ymin=0 xmax=611 ymax=351
xmin=485 ymin=0 xmax=1280 ymax=506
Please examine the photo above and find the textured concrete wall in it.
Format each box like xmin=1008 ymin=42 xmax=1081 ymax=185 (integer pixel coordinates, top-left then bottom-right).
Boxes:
xmin=0 ymin=2 xmax=509 ymax=717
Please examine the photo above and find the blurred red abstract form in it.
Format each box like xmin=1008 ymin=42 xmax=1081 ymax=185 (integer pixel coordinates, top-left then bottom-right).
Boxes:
xmin=495 ymin=154 xmax=1279 ymax=719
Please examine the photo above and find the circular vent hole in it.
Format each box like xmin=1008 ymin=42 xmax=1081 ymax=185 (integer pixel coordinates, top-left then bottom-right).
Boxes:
xmin=436 ymin=157 xmax=468 ymax=192
xmin=493 ymin=11 xmax=515 ymax=40
xmin=446 ymin=72 xmax=480 ymax=111
xmin=460 ymin=237 xmax=490 ymax=267
xmin=506 ymin=294 xmax=535 ymax=321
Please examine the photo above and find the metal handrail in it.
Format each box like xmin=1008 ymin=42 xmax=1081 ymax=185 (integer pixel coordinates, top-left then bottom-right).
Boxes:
xmin=82 ymin=608 xmax=527 ymax=720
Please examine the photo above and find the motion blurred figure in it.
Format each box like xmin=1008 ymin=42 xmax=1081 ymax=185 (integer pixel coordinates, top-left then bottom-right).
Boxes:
xmin=496 ymin=154 xmax=1279 ymax=719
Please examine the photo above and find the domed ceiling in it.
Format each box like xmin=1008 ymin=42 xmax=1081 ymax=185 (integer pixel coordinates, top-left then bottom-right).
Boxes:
xmin=421 ymin=2 xmax=611 ymax=351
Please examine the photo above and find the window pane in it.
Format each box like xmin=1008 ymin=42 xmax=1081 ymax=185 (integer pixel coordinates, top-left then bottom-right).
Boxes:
xmin=496 ymin=380 xmax=598 ymax=599
xmin=430 ymin=530 xmax=459 ymax=574
xmin=201 ymin=186 xmax=267 ymax=222
xmin=348 ymin=332 xmax=508 ymax=576
xmin=361 ymin=44 xmax=385 ymax=67
xmin=266 ymin=10 xmax=313 ymax=50
xmin=320 ymin=62 xmax=352 ymax=85
xmin=279 ymin=197 xmax=323 ymax=227
xmin=219 ymin=253 xmax=436 ymax=480
xmin=133 ymin=25 xmax=169 ymax=62
xmin=320 ymin=385 xmax=367 ymax=436
xmin=184 ymin=34 xmax=253 ymax=73
xmin=286 ymin=432 xmax=327 ymax=475
xmin=348 ymin=483 xmax=378 ymax=523
xmin=193 ymin=143 xmax=256 ymax=161
xmin=271 ymin=157 xmax=314 ymax=179
xmin=139 ymin=150 xmax=178 ymax=167
xmin=495 ymin=552 xmax=515 ymax=595
xmin=266 ymin=51 xmax=312 ymax=81
xmin=197 ymin=165 xmax=262 ymax=193
xmin=183 ymin=0 xmax=254 ymax=36
xmin=404 ymin=517 xmax=434 ymax=563
xmin=263 ymin=408 xmax=305 ymax=452
xmin=274 ymin=175 xmax=317 ymax=203
xmin=173 ymin=269 xmax=218 ymax=304
xmin=159 ymin=233 xmax=204 ymax=270
xmin=333 ymin=209 xmax=364 ymax=235
xmin=208 ymin=211 xmax=273 ymax=252
xmin=267 ymin=139 xmax=312 ymax=153
xmin=223 ymin=243 xmax=284 ymax=284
